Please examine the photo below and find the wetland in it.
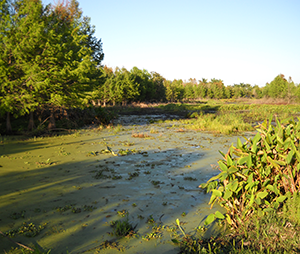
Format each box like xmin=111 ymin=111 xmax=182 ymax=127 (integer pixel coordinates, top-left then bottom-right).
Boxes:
xmin=0 ymin=113 xmax=249 ymax=253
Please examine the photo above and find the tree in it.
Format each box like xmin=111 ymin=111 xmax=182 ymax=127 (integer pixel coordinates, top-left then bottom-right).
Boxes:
xmin=0 ymin=0 xmax=43 ymax=132
xmin=266 ymin=74 xmax=289 ymax=99
xmin=150 ymin=71 xmax=165 ymax=102
xmin=0 ymin=0 xmax=104 ymax=132
xmin=114 ymin=67 xmax=139 ymax=106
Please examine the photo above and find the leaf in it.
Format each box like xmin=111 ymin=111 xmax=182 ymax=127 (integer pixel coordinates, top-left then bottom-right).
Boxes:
xmin=237 ymin=138 xmax=243 ymax=149
xmin=218 ymin=161 xmax=228 ymax=172
xmin=256 ymin=191 xmax=268 ymax=199
xmin=267 ymin=157 xmax=280 ymax=169
xmin=247 ymin=155 xmax=253 ymax=168
xmin=226 ymin=214 xmax=232 ymax=225
xmin=228 ymin=166 xmax=238 ymax=174
xmin=238 ymin=156 xmax=249 ymax=165
xmin=286 ymin=150 xmax=294 ymax=164
xmin=266 ymin=185 xmax=274 ymax=192
xmin=226 ymin=155 xmax=233 ymax=166
xmin=212 ymin=189 xmax=222 ymax=197
xmin=204 ymin=213 xmax=215 ymax=225
xmin=219 ymin=150 xmax=225 ymax=158
xmin=276 ymin=195 xmax=287 ymax=203
xmin=171 ymin=239 xmax=180 ymax=244
xmin=223 ymin=190 xmax=233 ymax=200
xmin=214 ymin=211 xmax=225 ymax=219
xmin=263 ymin=207 xmax=274 ymax=213
xmin=251 ymin=133 xmax=261 ymax=153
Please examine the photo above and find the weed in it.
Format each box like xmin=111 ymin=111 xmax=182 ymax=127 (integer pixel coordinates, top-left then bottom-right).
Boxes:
xmin=55 ymin=205 xmax=74 ymax=213
xmin=110 ymin=216 xmax=136 ymax=237
xmin=83 ymin=205 xmax=97 ymax=211
xmin=117 ymin=210 xmax=128 ymax=217
xmin=5 ymin=222 xmax=47 ymax=237
xmin=151 ymin=180 xmax=164 ymax=186
xmin=112 ymin=175 xmax=122 ymax=180
xmin=127 ymin=172 xmax=139 ymax=180
xmin=147 ymin=215 xmax=155 ymax=224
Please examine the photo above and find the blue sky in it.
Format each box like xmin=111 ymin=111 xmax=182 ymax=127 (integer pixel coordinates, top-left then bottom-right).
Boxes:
xmin=43 ymin=0 xmax=300 ymax=87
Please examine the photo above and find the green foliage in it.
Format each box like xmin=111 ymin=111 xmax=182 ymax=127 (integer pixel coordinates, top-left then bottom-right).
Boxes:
xmin=5 ymin=222 xmax=47 ymax=238
xmin=201 ymin=116 xmax=300 ymax=227
xmin=110 ymin=216 xmax=136 ymax=237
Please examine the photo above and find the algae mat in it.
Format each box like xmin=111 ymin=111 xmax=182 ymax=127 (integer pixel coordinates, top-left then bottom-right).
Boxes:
xmin=0 ymin=116 xmax=247 ymax=253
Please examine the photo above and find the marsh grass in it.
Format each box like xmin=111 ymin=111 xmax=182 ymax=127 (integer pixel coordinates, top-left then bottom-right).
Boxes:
xmin=110 ymin=216 xmax=136 ymax=237
xmin=174 ymin=194 xmax=300 ymax=253
xmin=182 ymin=113 xmax=253 ymax=134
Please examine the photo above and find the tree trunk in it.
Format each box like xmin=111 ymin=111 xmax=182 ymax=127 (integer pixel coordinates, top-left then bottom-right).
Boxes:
xmin=48 ymin=107 xmax=56 ymax=130
xmin=6 ymin=112 xmax=12 ymax=134
xmin=103 ymin=100 xmax=106 ymax=107
xmin=27 ymin=111 xmax=35 ymax=131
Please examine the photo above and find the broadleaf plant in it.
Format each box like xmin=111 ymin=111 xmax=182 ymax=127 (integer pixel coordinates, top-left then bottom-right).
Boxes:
xmin=200 ymin=116 xmax=300 ymax=228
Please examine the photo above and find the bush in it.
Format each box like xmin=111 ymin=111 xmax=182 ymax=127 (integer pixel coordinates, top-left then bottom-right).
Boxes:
xmin=201 ymin=116 xmax=300 ymax=227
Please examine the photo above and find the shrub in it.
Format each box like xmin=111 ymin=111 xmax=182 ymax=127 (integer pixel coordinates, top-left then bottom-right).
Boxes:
xmin=201 ymin=116 xmax=300 ymax=227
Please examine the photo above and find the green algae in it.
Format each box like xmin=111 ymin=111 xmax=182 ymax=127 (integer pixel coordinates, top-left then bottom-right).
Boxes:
xmin=0 ymin=117 xmax=249 ymax=253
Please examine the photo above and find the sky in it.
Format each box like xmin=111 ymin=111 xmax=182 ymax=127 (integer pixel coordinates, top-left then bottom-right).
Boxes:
xmin=42 ymin=0 xmax=300 ymax=87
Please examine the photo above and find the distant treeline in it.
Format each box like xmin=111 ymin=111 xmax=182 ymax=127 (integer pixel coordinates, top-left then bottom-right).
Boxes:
xmin=95 ymin=68 xmax=298 ymax=104
xmin=1 ymin=0 xmax=299 ymax=134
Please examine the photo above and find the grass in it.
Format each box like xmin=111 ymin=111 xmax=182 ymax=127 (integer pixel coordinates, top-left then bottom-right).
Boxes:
xmin=173 ymin=194 xmax=300 ymax=253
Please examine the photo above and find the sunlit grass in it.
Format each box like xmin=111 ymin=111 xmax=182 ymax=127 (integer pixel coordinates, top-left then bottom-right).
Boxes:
xmin=179 ymin=113 xmax=253 ymax=134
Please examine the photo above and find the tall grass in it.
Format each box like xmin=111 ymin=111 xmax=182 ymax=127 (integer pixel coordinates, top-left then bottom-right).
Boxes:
xmin=181 ymin=113 xmax=253 ymax=134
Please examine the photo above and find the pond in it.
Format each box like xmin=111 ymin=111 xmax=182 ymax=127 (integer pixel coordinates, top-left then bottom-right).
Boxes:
xmin=0 ymin=115 xmax=251 ymax=253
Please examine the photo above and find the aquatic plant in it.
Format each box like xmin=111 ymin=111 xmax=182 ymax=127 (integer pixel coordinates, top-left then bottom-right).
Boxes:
xmin=201 ymin=116 xmax=300 ymax=227
xmin=110 ymin=216 xmax=136 ymax=237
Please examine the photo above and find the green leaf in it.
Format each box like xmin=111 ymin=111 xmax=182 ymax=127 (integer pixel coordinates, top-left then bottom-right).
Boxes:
xmin=226 ymin=155 xmax=233 ymax=166
xmin=267 ymin=157 xmax=280 ymax=169
xmin=223 ymin=190 xmax=233 ymax=200
xmin=247 ymin=155 xmax=253 ymax=168
xmin=251 ymin=133 xmax=261 ymax=153
xmin=212 ymin=189 xmax=222 ymax=197
xmin=218 ymin=161 xmax=228 ymax=172
xmin=228 ymin=166 xmax=238 ymax=174
xmin=256 ymin=191 xmax=268 ymax=199
xmin=286 ymin=150 xmax=294 ymax=164
xmin=237 ymin=138 xmax=243 ymax=149
xmin=238 ymin=156 xmax=249 ymax=165
xmin=204 ymin=213 xmax=215 ymax=225
xmin=226 ymin=214 xmax=232 ymax=225
xmin=276 ymin=195 xmax=287 ymax=203
xmin=266 ymin=185 xmax=274 ymax=192
xmin=214 ymin=211 xmax=225 ymax=219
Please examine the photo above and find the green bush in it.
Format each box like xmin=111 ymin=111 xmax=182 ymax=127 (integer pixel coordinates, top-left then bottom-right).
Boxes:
xmin=201 ymin=116 xmax=300 ymax=227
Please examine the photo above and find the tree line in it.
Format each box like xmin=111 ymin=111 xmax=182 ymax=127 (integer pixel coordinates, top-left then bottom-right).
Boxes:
xmin=0 ymin=0 xmax=103 ymax=132
xmin=1 ymin=0 xmax=299 ymax=134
